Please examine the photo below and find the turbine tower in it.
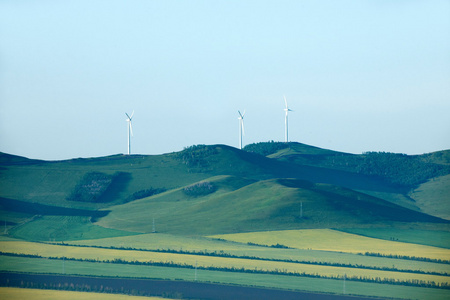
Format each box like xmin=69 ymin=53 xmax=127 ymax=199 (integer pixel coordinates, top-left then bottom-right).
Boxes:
xmin=284 ymin=95 xmax=293 ymax=143
xmin=125 ymin=111 xmax=134 ymax=155
xmin=238 ymin=110 xmax=245 ymax=149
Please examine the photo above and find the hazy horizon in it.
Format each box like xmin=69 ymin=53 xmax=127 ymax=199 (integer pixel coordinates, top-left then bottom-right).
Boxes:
xmin=1 ymin=1 xmax=449 ymax=160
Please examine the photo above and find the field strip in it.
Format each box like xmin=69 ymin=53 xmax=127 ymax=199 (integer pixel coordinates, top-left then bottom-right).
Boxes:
xmin=210 ymin=229 xmax=450 ymax=260
xmin=0 ymin=287 xmax=167 ymax=300
xmin=0 ymin=241 xmax=449 ymax=285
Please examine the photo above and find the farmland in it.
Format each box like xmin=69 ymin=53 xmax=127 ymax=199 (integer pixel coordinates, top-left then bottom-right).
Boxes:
xmin=1 ymin=143 xmax=450 ymax=299
xmin=0 ymin=287 xmax=167 ymax=300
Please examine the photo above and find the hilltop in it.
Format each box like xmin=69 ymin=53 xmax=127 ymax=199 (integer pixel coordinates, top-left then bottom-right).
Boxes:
xmin=0 ymin=142 xmax=449 ymax=240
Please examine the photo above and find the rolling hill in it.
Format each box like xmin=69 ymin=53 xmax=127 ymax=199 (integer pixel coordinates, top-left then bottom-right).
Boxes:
xmin=1 ymin=142 xmax=448 ymax=239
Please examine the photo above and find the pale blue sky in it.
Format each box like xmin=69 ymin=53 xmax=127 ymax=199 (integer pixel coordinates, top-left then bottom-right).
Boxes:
xmin=1 ymin=1 xmax=449 ymax=160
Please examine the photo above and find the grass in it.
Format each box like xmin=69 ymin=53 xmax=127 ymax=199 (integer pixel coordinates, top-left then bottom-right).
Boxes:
xmin=1 ymin=145 xmax=450 ymax=299
xmin=97 ymin=177 xmax=444 ymax=236
xmin=211 ymin=229 xmax=450 ymax=261
xmin=410 ymin=174 xmax=450 ymax=221
xmin=96 ymin=177 xmax=299 ymax=235
xmin=9 ymin=216 xmax=138 ymax=241
xmin=0 ymin=153 xmax=207 ymax=210
xmin=1 ymin=256 xmax=449 ymax=300
xmin=0 ymin=287 xmax=167 ymax=300
xmin=338 ymin=228 xmax=450 ymax=249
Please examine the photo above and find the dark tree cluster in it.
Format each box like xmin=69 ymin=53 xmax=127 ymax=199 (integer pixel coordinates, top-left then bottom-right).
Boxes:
xmin=355 ymin=152 xmax=450 ymax=187
xmin=243 ymin=141 xmax=289 ymax=156
xmin=175 ymin=144 xmax=219 ymax=172
xmin=126 ymin=188 xmax=166 ymax=202
xmin=67 ymin=172 xmax=128 ymax=203
xmin=183 ymin=182 xmax=216 ymax=197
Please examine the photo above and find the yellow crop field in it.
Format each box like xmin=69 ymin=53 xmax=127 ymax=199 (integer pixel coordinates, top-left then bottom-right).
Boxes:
xmin=0 ymin=287 xmax=168 ymax=300
xmin=1 ymin=240 xmax=449 ymax=285
xmin=211 ymin=229 xmax=450 ymax=261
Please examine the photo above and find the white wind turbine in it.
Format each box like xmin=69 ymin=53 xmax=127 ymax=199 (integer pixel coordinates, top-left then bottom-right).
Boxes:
xmin=238 ymin=110 xmax=245 ymax=149
xmin=125 ymin=111 xmax=134 ymax=155
xmin=284 ymin=96 xmax=293 ymax=143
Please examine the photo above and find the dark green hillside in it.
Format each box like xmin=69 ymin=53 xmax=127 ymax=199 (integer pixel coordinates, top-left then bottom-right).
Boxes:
xmin=97 ymin=176 xmax=446 ymax=236
xmin=420 ymin=150 xmax=450 ymax=165
xmin=251 ymin=142 xmax=450 ymax=188
xmin=0 ymin=152 xmax=44 ymax=165
xmin=174 ymin=145 xmax=403 ymax=193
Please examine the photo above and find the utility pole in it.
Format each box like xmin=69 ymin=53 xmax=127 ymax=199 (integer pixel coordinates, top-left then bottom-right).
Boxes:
xmin=343 ymin=273 xmax=346 ymax=294
xmin=195 ymin=260 xmax=198 ymax=281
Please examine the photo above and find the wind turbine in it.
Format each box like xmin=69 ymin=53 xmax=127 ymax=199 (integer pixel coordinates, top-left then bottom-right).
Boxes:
xmin=284 ymin=95 xmax=293 ymax=143
xmin=238 ymin=110 xmax=245 ymax=149
xmin=125 ymin=111 xmax=134 ymax=155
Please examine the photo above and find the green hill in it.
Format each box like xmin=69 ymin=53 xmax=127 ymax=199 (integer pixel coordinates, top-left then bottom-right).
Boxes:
xmin=1 ymin=142 xmax=449 ymax=240
xmin=97 ymin=176 xmax=445 ymax=236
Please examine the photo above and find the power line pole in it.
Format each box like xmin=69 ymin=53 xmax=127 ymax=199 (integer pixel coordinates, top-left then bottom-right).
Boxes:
xmin=194 ymin=260 xmax=198 ymax=281
xmin=343 ymin=273 xmax=346 ymax=294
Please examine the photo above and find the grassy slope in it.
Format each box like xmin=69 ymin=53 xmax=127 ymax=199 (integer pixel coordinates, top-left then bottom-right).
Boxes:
xmin=97 ymin=176 xmax=445 ymax=236
xmin=266 ymin=143 xmax=450 ymax=215
xmin=409 ymin=174 xmax=450 ymax=221
xmin=8 ymin=216 xmax=138 ymax=242
xmin=0 ymin=153 xmax=206 ymax=209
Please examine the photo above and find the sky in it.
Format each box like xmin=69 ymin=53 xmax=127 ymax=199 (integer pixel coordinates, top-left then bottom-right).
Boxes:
xmin=0 ymin=0 xmax=449 ymax=160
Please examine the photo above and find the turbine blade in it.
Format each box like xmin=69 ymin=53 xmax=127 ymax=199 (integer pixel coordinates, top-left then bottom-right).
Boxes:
xmin=242 ymin=110 xmax=246 ymax=118
xmin=284 ymin=95 xmax=288 ymax=109
xmin=130 ymin=110 xmax=134 ymax=119
xmin=238 ymin=110 xmax=243 ymax=118
xmin=125 ymin=113 xmax=131 ymax=120
xmin=241 ymin=120 xmax=245 ymax=136
xmin=129 ymin=122 xmax=134 ymax=137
